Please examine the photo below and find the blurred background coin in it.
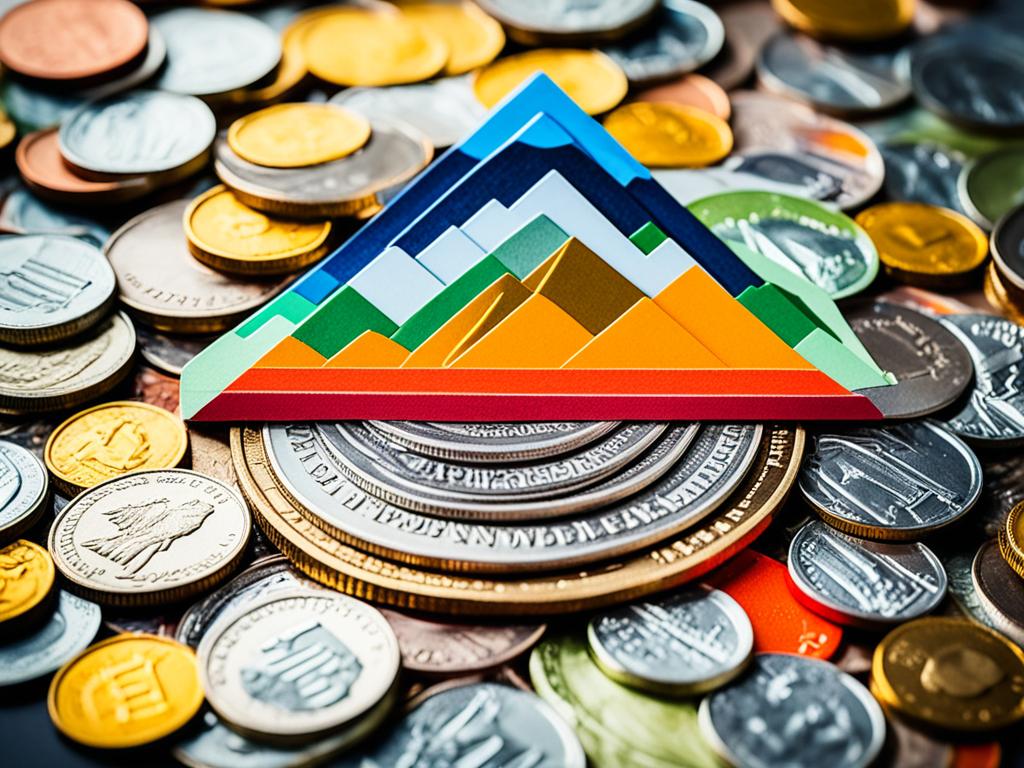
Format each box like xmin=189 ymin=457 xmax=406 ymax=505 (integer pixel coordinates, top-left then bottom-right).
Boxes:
xmin=772 ymin=0 xmax=915 ymax=41
xmin=632 ymin=73 xmax=731 ymax=119
xmin=880 ymin=141 xmax=969 ymax=214
xmin=397 ymin=0 xmax=505 ymax=76
xmin=476 ymin=0 xmax=657 ymax=45
xmin=959 ymin=147 xmax=1024 ymax=230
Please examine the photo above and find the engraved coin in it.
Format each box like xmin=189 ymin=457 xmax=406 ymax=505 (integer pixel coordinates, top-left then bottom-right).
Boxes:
xmin=45 ymin=401 xmax=188 ymax=496
xmin=0 ymin=234 xmax=114 ymax=346
xmin=0 ymin=311 xmax=135 ymax=415
xmin=49 ymin=634 xmax=203 ymax=748
xmin=48 ymin=469 xmax=251 ymax=606
xmin=959 ymin=147 xmax=1024 ymax=231
xmin=972 ymin=540 xmax=1024 ymax=647
xmin=0 ymin=590 xmax=99 ymax=687
xmin=197 ymin=590 xmax=400 ymax=741
xmin=881 ymin=141 xmax=969 ymax=214
xmin=604 ymin=102 xmax=732 ymax=168
xmin=105 ymin=200 xmax=291 ymax=333
xmin=872 ymin=617 xmax=1024 ymax=733
xmin=334 ymin=681 xmax=585 ymax=768
xmin=59 ymin=90 xmax=216 ymax=178
xmin=587 ymin=586 xmax=752 ymax=696
xmin=260 ymin=422 xmax=759 ymax=572
xmin=992 ymin=203 xmax=1024 ymax=293
xmin=227 ymin=103 xmax=371 ymax=169
xmin=799 ymin=421 xmax=983 ymax=541
xmin=475 ymin=0 xmax=657 ymax=45
xmin=700 ymin=653 xmax=885 ymax=768
xmin=846 ymin=300 xmax=973 ymax=419
xmin=0 ymin=439 xmax=48 ymax=543
xmin=788 ymin=520 xmax=947 ymax=628
xmin=367 ymin=420 xmax=618 ymax=463
xmin=940 ymin=314 xmax=1024 ymax=446
xmin=0 ymin=539 xmax=54 ymax=634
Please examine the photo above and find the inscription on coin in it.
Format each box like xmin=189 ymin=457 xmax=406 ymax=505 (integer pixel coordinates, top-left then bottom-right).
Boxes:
xmin=0 ymin=440 xmax=48 ymax=542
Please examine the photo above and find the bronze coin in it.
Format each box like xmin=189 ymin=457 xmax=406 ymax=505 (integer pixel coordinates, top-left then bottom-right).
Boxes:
xmin=0 ymin=0 xmax=149 ymax=83
xmin=632 ymin=73 xmax=731 ymax=120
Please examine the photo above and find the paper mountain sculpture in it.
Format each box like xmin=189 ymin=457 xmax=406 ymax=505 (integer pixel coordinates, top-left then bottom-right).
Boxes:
xmin=181 ymin=74 xmax=892 ymax=422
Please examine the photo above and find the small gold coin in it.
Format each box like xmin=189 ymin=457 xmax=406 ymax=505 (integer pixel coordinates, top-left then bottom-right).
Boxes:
xmin=473 ymin=49 xmax=628 ymax=116
xmin=0 ymin=540 xmax=54 ymax=632
xmin=185 ymin=185 xmax=332 ymax=276
xmin=772 ymin=0 xmax=915 ymax=41
xmin=0 ymin=109 xmax=15 ymax=152
xmin=999 ymin=501 xmax=1024 ymax=580
xmin=398 ymin=1 xmax=505 ymax=76
xmin=49 ymin=634 xmax=203 ymax=748
xmin=872 ymin=617 xmax=1024 ymax=733
xmin=303 ymin=6 xmax=449 ymax=87
xmin=45 ymin=401 xmax=188 ymax=497
xmin=228 ymin=103 xmax=371 ymax=169
xmin=603 ymin=102 xmax=733 ymax=168
xmin=856 ymin=202 xmax=988 ymax=287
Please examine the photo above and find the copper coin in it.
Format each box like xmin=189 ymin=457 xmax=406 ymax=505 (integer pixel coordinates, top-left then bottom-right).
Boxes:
xmin=16 ymin=129 xmax=153 ymax=205
xmin=632 ymin=73 xmax=731 ymax=119
xmin=0 ymin=0 xmax=148 ymax=83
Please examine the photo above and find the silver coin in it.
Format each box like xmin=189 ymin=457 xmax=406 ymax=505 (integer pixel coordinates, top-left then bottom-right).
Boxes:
xmin=698 ymin=653 xmax=885 ymax=768
xmin=214 ymin=117 xmax=432 ymax=218
xmin=475 ymin=0 xmax=657 ymax=44
xmin=333 ymin=682 xmax=585 ymax=768
xmin=880 ymin=141 xmax=968 ymax=214
xmin=330 ymin=76 xmax=485 ymax=149
xmin=846 ymin=300 xmax=973 ymax=419
xmin=587 ymin=586 xmax=752 ymax=696
xmin=0 ymin=188 xmax=109 ymax=249
xmin=787 ymin=520 xmax=947 ymax=628
xmin=197 ymin=589 xmax=400 ymax=741
xmin=0 ymin=235 xmax=115 ymax=346
xmin=722 ymin=152 xmax=846 ymax=205
xmin=799 ymin=421 xmax=983 ymax=540
xmin=757 ymin=31 xmax=910 ymax=115
xmin=0 ymin=310 xmax=135 ymax=415
xmin=0 ymin=439 xmax=47 ymax=542
xmin=136 ymin=326 xmax=215 ymax=377
xmin=940 ymin=314 xmax=1024 ymax=446
xmin=152 ymin=8 xmax=281 ymax=98
xmin=59 ymin=90 xmax=216 ymax=176
xmin=366 ymin=420 xmax=619 ymax=464
xmin=971 ymin=540 xmax=1024 ymax=646
xmin=993 ymin=202 xmax=1024 ymax=292
xmin=319 ymin=421 xmax=676 ymax=518
xmin=263 ymin=422 xmax=761 ymax=572
xmin=603 ymin=0 xmax=724 ymax=84
xmin=944 ymin=548 xmax=1000 ymax=631
xmin=0 ymin=590 xmax=100 ymax=687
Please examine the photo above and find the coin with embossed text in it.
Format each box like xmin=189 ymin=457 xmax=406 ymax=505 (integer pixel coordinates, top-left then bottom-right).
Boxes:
xmin=0 ymin=590 xmax=99 ymax=687
xmin=0 ymin=440 xmax=48 ymax=543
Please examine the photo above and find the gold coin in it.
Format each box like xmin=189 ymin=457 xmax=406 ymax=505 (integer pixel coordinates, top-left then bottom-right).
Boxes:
xmin=228 ymin=103 xmax=371 ymax=169
xmin=984 ymin=261 xmax=1024 ymax=326
xmin=45 ymin=401 xmax=188 ymax=497
xmin=397 ymin=0 xmax=505 ymax=76
xmin=231 ymin=425 xmax=802 ymax=615
xmin=473 ymin=49 xmax=628 ymax=116
xmin=303 ymin=6 xmax=449 ymax=87
xmin=185 ymin=185 xmax=332 ymax=276
xmin=0 ymin=539 xmax=54 ymax=632
xmin=0 ymin=108 xmax=14 ymax=152
xmin=856 ymin=202 xmax=988 ymax=287
xmin=49 ymin=634 xmax=203 ymax=748
xmin=872 ymin=617 xmax=1024 ymax=733
xmin=999 ymin=501 xmax=1024 ymax=580
xmin=772 ymin=0 xmax=915 ymax=41
xmin=603 ymin=102 xmax=734 ymax=168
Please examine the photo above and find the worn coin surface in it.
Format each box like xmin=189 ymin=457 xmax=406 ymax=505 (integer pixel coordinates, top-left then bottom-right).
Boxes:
xmin=48 ymin=470 xmax=250 ymax=606
xmin=604 ymin=102 xmax=732 ymax=167
xmin=972 ymin=540 xmax=1024 ymax=646
xmin=198 ymin=590 xmax=400 ymax=741
xmin=800 ymin=422 xmax=983 ymax=540
xmin=700 ymin=653 xmax=886 ymax=768
xmin=960 ymin=147 xmax=1024 ymax=231
xmin=0 ymin=590 xmax=99 ymax=687
xmin=0 ymin=440 xmax=48 ymax=543
xmin=788 ymin=520 xmax=947 ymax=628
xmin=228 ymin=103 xmax=371 ymax=169
xmin=0 ymin=539 xmax=54 ymax=631
xmin=587 ymin=586 xmax=752 ymax=696
xmin=846 ymin=300 xmax=973 ymax=419
xmin=476 ymin=0 xmax=656 ymax=45
xmin=881 ymin=141 xmax=969 ymax=214
xmin=992 ymin=203 xmax=1024 ymax=293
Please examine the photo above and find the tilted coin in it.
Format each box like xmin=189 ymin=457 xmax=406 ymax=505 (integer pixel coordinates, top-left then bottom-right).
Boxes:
xmin=972 ymin=540 xmax=1024 ymax=646
xmin=366 ymin=420 xmax=618 ymax=463
xmin=136 ymin=326 xmax=214 ymax=377
xmin=587 ymin=586 xmax=752 ymax=696
xmin=602 ymin=0 xmax=725 ymax=85
xmin=475 ymin=0 xmax=657 ymax=45
xmin=48 ymin=470 xmax=251 ymax=606
xmin=198 ymin=590 xmax=400 ymax=742
xmin=261 ymin=422 xmax=758 ymax=571
xmin=49 ymin=634 xmax=204 ymax=749
xmin=0 ymin=439 xmax=48 ymax=543
xmin=992 ymin=204 xmax=1024 ymax=293
xmin=399 ymin=0 xmax=506 ymax=77
xmin=0 ymin=311 xmax=135 ymax=415
xmin=152 ymin=8 xmax=281 ymax=99
xmin=846 ymin=300 xmax=973 ymax=419
xmin=44 ymin=401 xmax=188 ymax=496
xmin=531 ymin=633 xmax=719 ymax=768
xmin=872 ymin=617 xmax=1024 ymax=733
xmin=999 ymin=500 xmax=1024 ymax=580
xmin=771 ymin=0 xmax=914 ymax=41
xmin=227 ymin=103 xmax=371 ymax=169
xmin=106 ymin=200 xmax=291 ymax=333
xmin=59 ymin=91 xmax=216 ymax=179
xmin=960 ymin=147 xmax=1024 ymax=231
xmin=215 ymin=118 xmax=433 ymax=219
xmin=335 ymin=681 xmax=586 ymax=768
xmin=799 ymin=421 xmax=983 ymax=541
xmin=940 ymin=314 xmax=1024 ymax=446
xmin=690 ymin=190 xmax=879 ymax=299
xmin=0 ymin=539 xmax=55 ymax=636
xmin=632 ymin=73 xmax=731 ymax=120
xmin=788 ymin=520 xmax=947 ymax=628
xmin=604 ymin=102 xmax=732 ymax=168
xmin=881 ymin=141 xmax=969 ymax=214
xmin=0 ymin=234 xmax=115 ymax=346
xmin=700 ymin=653 xmax=886 ymax=768
xmin=0 ymin=187 xmax=109 ymax=249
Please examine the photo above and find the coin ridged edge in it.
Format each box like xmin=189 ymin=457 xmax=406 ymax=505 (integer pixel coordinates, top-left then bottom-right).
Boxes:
xmin=999 ymin=502 xmax=1024 ymax=580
